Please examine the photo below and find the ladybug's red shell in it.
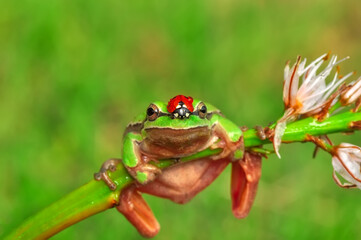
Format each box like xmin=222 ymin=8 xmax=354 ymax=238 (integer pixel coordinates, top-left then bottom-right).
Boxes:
xmin=167 ymin=95 xmax=194 ymax=113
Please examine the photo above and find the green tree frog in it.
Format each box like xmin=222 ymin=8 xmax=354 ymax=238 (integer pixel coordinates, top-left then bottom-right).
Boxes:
xmin=95 ymin=95 xmax=262 ymax=238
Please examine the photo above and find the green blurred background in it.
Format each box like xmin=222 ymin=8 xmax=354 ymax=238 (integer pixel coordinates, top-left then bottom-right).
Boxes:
xmin=1 ymin=0 xmax=361 ymax=239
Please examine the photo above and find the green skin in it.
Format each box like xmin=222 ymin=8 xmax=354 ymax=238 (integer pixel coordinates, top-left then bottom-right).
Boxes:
xmin=122 ymin=99 xmax=244 ymax=184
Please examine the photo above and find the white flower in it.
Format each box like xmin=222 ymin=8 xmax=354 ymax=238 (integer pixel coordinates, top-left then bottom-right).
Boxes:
xmin=340 ymin=77 xmax=361 ymax=106
xmin=332 ymin=143 xmax=361 ymax=189
xmin=283 ymin=54 xmax=351 ymax=115
xmin=274 ymin=54 xmax=353 ymax=158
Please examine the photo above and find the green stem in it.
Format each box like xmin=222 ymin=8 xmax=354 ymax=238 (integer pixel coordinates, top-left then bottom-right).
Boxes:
xmin=4 ymin=111 xmax=361 ymax=240
xmin=243 ymin=111 xmax=361 ymax=146
xmin=4 ymin=165 xmax=130 ymax=240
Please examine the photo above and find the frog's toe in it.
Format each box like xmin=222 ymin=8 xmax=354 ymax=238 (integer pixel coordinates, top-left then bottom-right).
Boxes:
xmin=127 ymin=164 xmax=162 ymax=184
xmin=210 ymin=147 xmax=231 ymax=160
xmin=94 ymin=158 xmax=122 ymax=190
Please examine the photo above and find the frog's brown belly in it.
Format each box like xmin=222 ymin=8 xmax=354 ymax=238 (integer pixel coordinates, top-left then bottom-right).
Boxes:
xmin=140 ymin=126 xmax=215 ymax=159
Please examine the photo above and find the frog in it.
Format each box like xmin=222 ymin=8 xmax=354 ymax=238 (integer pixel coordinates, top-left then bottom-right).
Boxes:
xmin=94 ymin=95 xmax=262 ymax=238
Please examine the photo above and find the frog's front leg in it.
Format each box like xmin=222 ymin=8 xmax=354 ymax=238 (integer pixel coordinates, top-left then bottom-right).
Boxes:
xmin=123 ymin=132 xmax=161 ymax=184
xmin=211 ymin=115 xmax=244 ymax=161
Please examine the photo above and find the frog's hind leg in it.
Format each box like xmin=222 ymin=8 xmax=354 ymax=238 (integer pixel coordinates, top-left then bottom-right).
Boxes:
xmin=94 ymin=158 xmax=121 ymax=190
xmin=116 ymin=185 xmax=160 ymax=238
xmin=137 ymin=157 xmax=230 ymax=204
xmin=231 ymin=151 xmax=262 ymax=218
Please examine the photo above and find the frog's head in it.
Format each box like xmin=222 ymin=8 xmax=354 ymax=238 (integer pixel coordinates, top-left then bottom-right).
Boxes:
xmin=143 ymin=95 xmax=216 ymax=130
xmin=141 ymin=95 xmax=219 ymax=154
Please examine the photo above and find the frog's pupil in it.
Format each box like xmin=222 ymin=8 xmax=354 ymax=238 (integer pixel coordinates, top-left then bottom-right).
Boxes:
xmin=200 ymin=105 xmax=207 ymax=113
xmin=147 ymin=107 xmax=155 ymax=116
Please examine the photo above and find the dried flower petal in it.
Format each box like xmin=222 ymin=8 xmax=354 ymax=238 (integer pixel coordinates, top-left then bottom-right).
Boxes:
xmin=332 ymin=143 xmax=361 ymax=189
xmin=273 ymin=120 xmax=286 ymax=158
xmin=341 ymin=77 xmax=361 ymax=106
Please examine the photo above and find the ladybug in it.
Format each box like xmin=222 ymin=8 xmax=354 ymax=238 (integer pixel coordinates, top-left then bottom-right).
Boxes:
xmin=167 ymin=95 xmax=194 ymax=119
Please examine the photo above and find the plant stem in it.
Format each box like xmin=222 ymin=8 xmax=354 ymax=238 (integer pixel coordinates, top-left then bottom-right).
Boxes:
xmin=4 ymin=111 xmax=361 ymax=239
xmin=4 ymin=165 xmax=130 ymax=240
xmin=243 ymin=111 xmax=361 ymax=147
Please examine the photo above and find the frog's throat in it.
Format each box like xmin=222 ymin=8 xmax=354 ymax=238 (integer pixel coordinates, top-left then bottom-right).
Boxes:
xmin=141 ymin=126 xmax=214 ymax=158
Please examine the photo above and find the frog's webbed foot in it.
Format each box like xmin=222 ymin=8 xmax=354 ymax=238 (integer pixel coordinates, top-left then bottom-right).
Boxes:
xmin=126 ymin=163 xmax=162 ymax=185
xmin=94 ymin=158 xmax=121 ymax=191
xmin=231 ymin=151 xmax=262 ymax=218
xmin=117 ymin=185 xmax=160 ymax=238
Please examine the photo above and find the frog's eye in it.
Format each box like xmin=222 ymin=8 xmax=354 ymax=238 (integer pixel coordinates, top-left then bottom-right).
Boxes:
xmin=146 ymin=104 xmax=160 ymax=121
xmin=196 ymin=102 xmax=207 ymax=119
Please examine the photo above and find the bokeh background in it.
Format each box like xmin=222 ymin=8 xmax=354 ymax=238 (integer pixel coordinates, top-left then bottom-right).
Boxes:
xmin=1 ymin=0 xmax=361 ymax=239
